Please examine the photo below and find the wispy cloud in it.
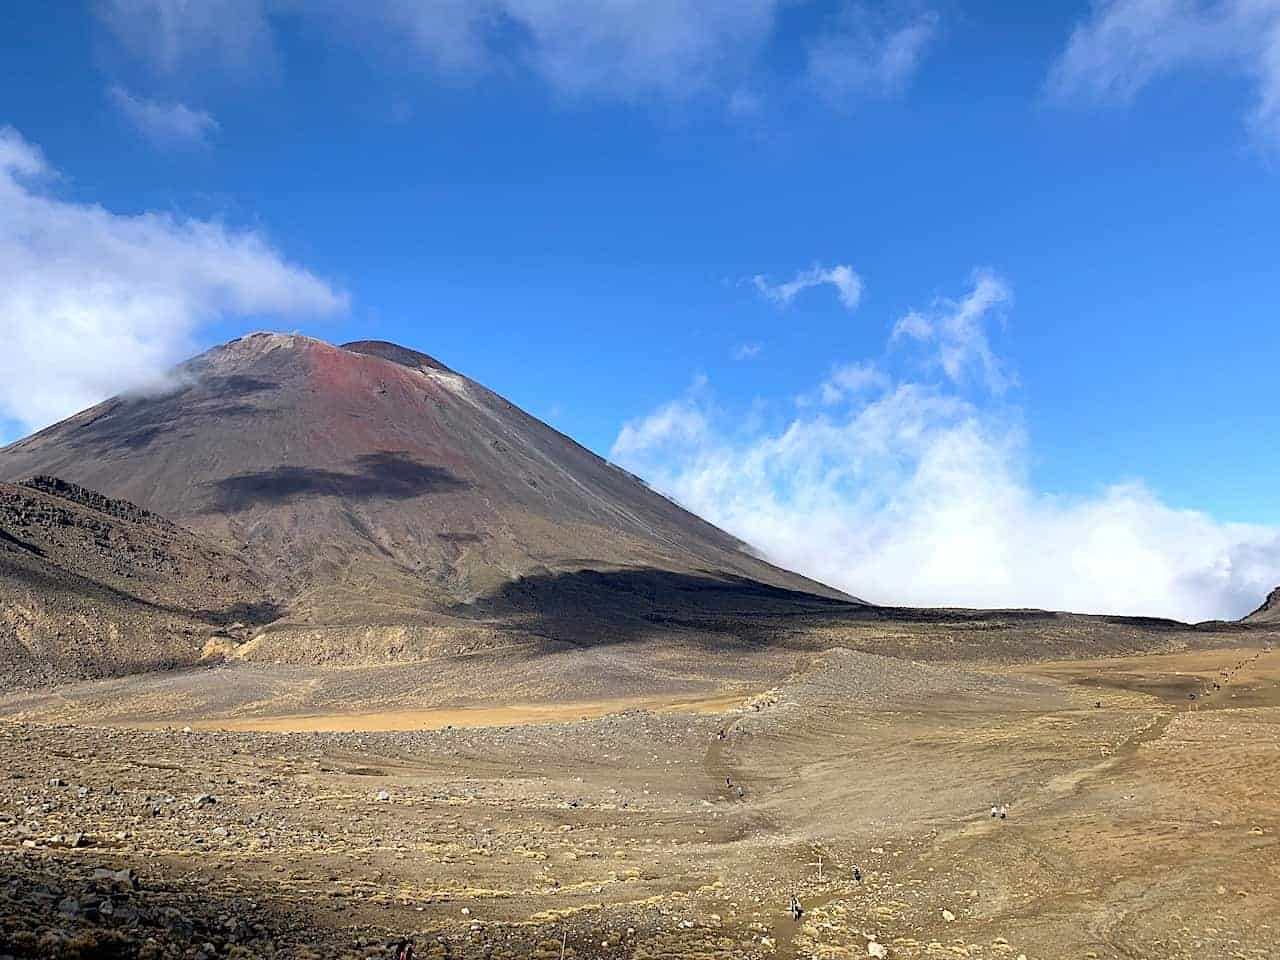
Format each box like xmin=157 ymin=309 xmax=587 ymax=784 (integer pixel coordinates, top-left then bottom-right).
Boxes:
xmin=109 ymin=87 xmax=219 ymax=148
xmin=892 ymin=268 xmax=1013 ymax=394
xmin=612 ymin=270 xmax=1280 ymax=622
xmin=494 ymin=0 xmax=782 ymax=101
xmin=816 ymin=361 xmax=889 ymax=405
xmin=97 ymin=1 xmax=939 ymax=111
xmin=752 ymin=263 xmax=863 ymax=310
xmin=98 ymin=0 xmax=783 ymax=103
xmin=1048 ymin=0 xmax=1280 ymax=147
xmin=0 ymin=126 xmax=346 ymax=434
xmin=807 ymin=3 xmax=939 ymax=107
xmin=734 ymin=342 xmax=763 ymax=360
xmin=96 ymin=0 xmax=275 ymax=78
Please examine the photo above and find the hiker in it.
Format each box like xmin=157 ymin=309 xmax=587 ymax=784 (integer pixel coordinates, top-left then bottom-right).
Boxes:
xmin=718 ymin=728 xmax=727 ymax=741
xmin=726 ymin=776 xmax=732 ymax=787
xmin=736 ymin=785 xmax=745 ymax=798
xmin=393 ymin=939 xmax=414 ymax=960
xmin=852 ymin=865 xmax=862 ymax=884
xmin=998 ymin=805 xmax=1008 ymax=820
xmin=790 ymin=895 xmax=803 ymax=921
xmin=990 ymin=804 xmax=999 ymax=818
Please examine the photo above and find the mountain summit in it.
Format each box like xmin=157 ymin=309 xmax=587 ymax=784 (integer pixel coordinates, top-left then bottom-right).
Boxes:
xmin=0 ymin=333 xmax=853 ymax=664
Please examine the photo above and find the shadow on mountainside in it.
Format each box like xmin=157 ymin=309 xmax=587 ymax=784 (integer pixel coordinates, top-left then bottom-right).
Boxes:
xmin=0 ymin=527 xmax=44 ymax=557
xmin=451 ymin=567 xmax=859 ymax=651
xmin=448 ymin=566 xmax=1270 ymax=662
xmin=211 ymin=452 xmax=469 ymax=511
xmin=63 ymin=376 xmax=282 ymax=456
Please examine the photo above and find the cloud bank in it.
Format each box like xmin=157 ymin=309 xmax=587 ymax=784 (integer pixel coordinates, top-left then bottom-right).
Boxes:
xmin=612 ymin=270 xmax=1280 ymax=622
xmin=1049 ymin=0 xmax=1280 ymax=147
xmin=0 ymin=127 xmax=346 ymax=435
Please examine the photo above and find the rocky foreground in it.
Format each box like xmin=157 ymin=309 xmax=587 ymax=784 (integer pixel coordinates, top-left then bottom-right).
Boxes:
xmin=2 ymin=645 xmax=1279 ymax=960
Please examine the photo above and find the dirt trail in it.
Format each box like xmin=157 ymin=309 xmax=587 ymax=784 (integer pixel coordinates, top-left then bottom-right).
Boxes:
xmin=702 ymin=698 xmax=852 ymax=959
xmin=1087 ymin=647 xmax=1274 ymax=958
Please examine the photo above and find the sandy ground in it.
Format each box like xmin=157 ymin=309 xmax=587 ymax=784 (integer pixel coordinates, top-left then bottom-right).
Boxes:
xmin=2 ymin=645 xmax=1279 ymax=959
xmin=132 ymin=694 xmax=748 ymax=733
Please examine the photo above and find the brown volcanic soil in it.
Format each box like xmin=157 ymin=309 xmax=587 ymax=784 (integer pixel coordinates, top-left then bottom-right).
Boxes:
xmin=3 ymin=645 xmax=1279 ymax=960
xmin=0 ymin=478 xmax=274 ymax=689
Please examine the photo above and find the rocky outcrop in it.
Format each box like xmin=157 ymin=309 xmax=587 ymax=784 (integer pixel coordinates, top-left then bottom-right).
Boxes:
xmin=1246 ymin=586 xmax=1280 ymax=624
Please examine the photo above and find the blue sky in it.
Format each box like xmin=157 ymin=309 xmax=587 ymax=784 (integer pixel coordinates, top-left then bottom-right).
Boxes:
xmin=1 ymin=1 xmax=1278 ymax=619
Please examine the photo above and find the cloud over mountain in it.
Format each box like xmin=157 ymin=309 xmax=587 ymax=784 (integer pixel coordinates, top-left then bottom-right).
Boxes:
xmin=0 ymin=127 xmax=345 ymax=434
xmin=613 ymin=269 xmax=1280 ymax=622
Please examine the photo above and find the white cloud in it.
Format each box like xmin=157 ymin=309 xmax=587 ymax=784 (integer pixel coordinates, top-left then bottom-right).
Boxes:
xmin=893 ymin=269 xmax=1013 ymax=394
xmin=734 ymin=342 xmax=763 ymax=360
xmin=611 ymin=271 xmax=1280 ymax=622
xmin=109 ymin=87 xmax=219 ymax=148
xmin=817 ymin=361 xmax=889 ymax=405
xmin=1048 ymin=0 xmax=1280 ymax=147
xmin=752 ymin=263 xmax=863 ymax=310
xmin=807 ymin=3 xmax=939 ymax=107
xmin=612 ymin=396 xmax=710 ymax=461
xmin=0 ymin=127 xmax=346 ymax=434
xmin=890 ymin=308 xmax=931 ymax=342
